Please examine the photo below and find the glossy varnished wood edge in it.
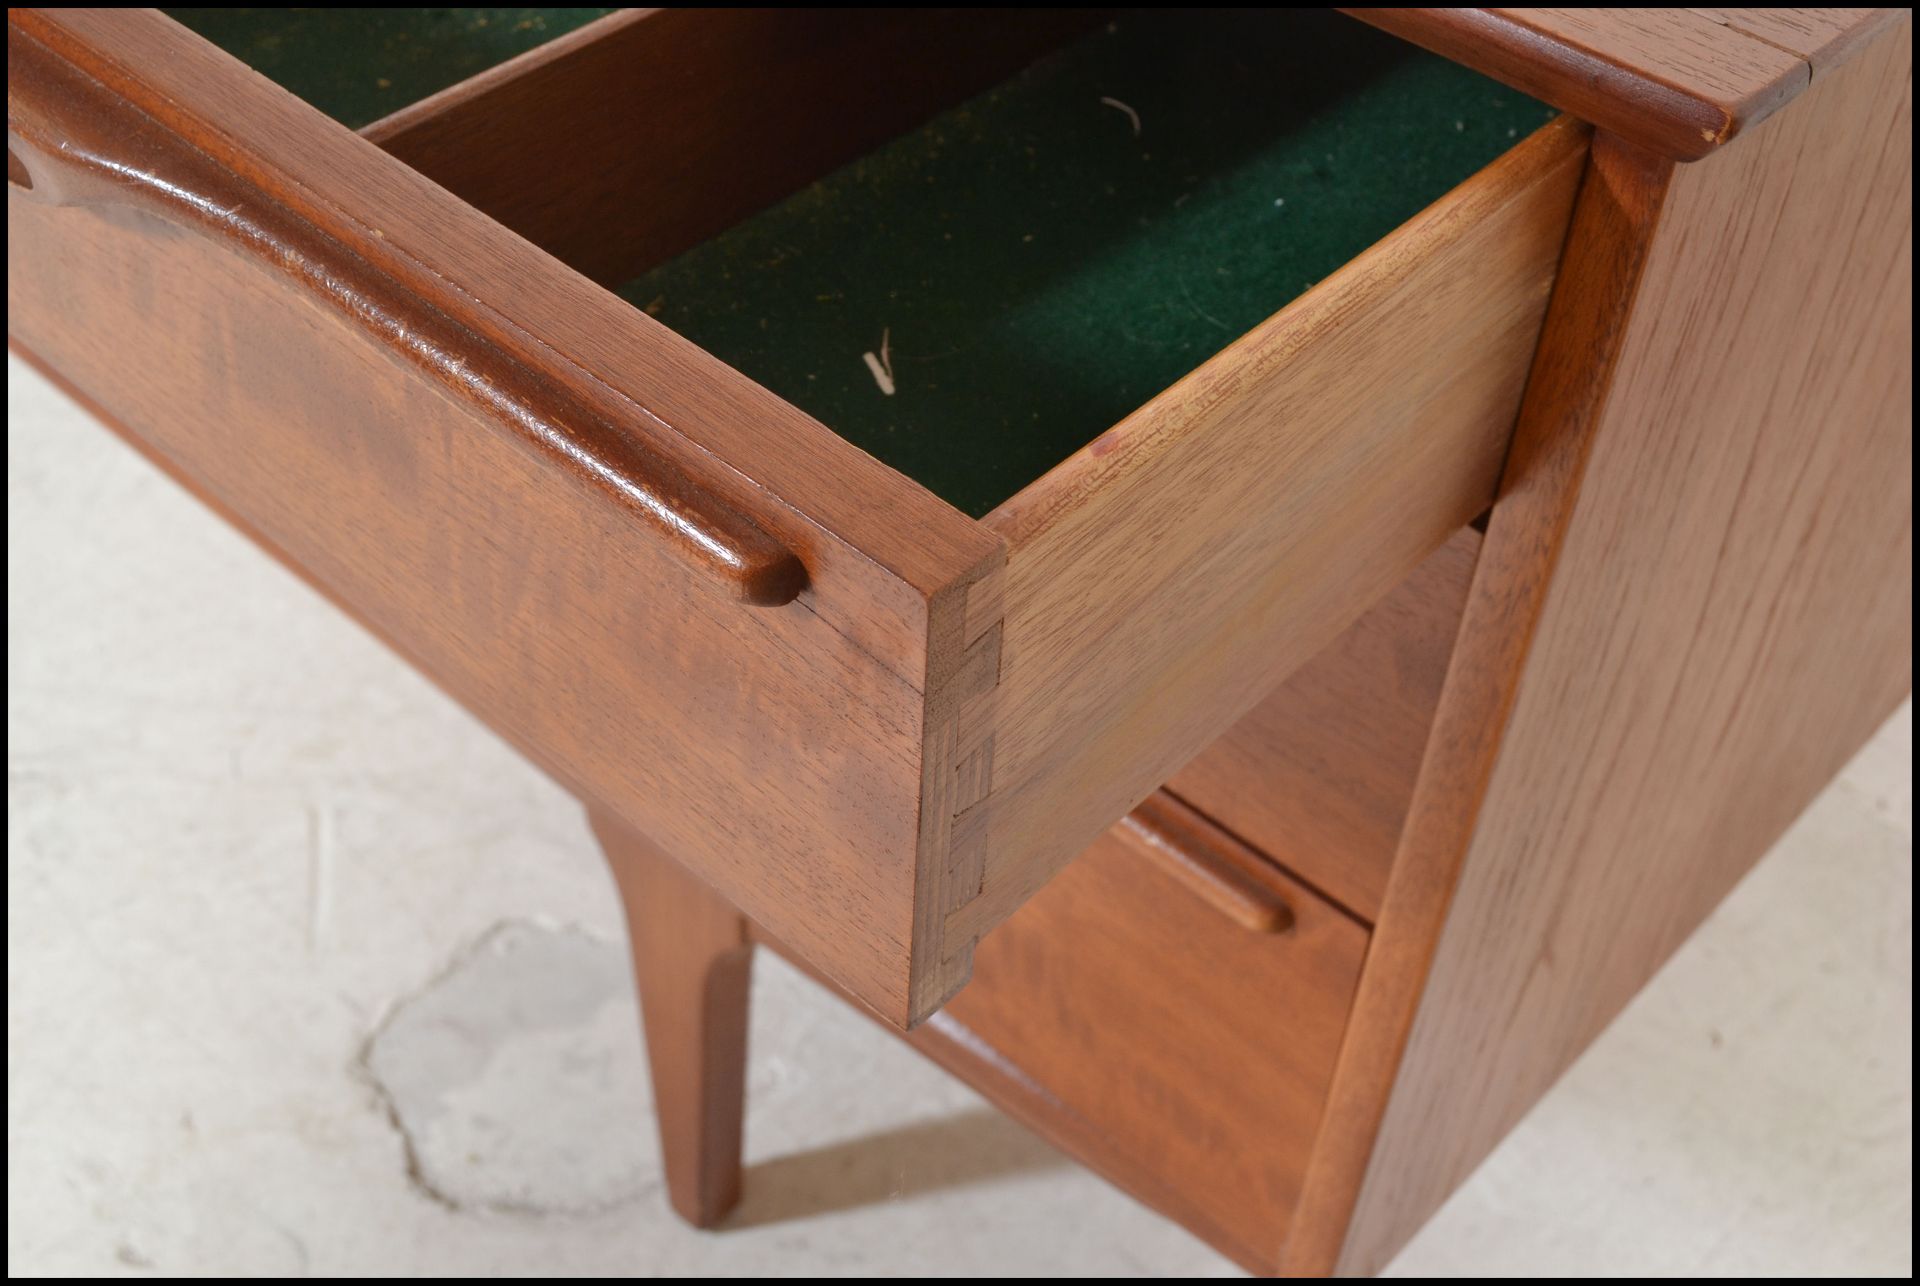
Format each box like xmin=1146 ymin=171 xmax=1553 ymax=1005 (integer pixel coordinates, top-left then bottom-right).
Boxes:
xmin=1344 ymin=7 xmax=1903 ymax=160
xmin=1279 ymin=131 xmax=1680 ymax=1274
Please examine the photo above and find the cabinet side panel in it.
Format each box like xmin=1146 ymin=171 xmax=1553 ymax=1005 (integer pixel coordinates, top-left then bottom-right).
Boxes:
xmin=1307 ymin=22 xmax=1912 ymax=1275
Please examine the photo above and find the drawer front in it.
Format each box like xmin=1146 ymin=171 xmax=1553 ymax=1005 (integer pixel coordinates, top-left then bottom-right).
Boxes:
xmin=913 ymin=793 xmax=1369 ymax=1272
xmin=5 ymin=7 xmax=1001 ymax=1028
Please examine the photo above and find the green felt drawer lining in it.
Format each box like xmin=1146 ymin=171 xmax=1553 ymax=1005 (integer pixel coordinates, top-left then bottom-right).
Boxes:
xmin=623 ymin=9 xmax=1554 ymax=516
xmin=166 ymin=8 xmax=1554 ymax=519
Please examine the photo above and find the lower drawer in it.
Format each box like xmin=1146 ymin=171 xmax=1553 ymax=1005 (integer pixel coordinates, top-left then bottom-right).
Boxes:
xmin=909 ymin=796 xmax=1368 ymax=1271
xmin=800 ymin=529 xmax=1483 ymax=1268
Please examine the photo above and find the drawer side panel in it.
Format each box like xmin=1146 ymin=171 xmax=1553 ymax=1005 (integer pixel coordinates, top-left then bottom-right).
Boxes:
xmin=971 ymin=117 xmax=1590 ymax=943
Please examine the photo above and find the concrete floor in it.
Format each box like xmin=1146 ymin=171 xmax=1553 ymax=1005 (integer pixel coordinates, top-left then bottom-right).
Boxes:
xmin=7 ymin=353 xmax=1913 ymax=1277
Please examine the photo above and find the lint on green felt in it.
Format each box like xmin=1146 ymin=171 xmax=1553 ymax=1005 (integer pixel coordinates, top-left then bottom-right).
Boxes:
xmin=619 ymin=9 xmax=1554 ymax=518
xmin=169 ymin=7 xmax=1555 ymax=520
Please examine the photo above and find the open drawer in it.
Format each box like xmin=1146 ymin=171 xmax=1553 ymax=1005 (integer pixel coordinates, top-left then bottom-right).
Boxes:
xmin=5 ymin=8 xmax=1586 ymax=1026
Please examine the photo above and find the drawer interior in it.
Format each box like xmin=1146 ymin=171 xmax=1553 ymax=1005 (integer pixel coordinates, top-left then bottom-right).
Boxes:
xmin=172 ymin=6 xmax=1555 ymax=517
xmin=615 ymin=10 xmax=1553 ymax=515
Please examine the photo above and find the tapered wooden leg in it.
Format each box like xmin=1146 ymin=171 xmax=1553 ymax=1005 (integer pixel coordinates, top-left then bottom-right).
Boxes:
xmin=590 ymin=807 xmax=753 ymax=1228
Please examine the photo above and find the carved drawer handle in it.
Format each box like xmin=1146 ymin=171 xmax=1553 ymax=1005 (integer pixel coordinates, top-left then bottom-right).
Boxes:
xmin=1120 ymin=794 xmax=1295 ymax=933
xmin=7 ymin=22 xmax=807 ymax=606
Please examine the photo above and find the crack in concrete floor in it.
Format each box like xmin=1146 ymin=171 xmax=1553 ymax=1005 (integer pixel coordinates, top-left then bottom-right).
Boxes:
xmin=357 ymin=920 xmax=661 ymax=1218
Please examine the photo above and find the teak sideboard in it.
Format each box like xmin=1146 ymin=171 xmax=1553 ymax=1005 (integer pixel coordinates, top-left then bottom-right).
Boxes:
xmin=7 ymin=7 xmax=1910 ymax=1275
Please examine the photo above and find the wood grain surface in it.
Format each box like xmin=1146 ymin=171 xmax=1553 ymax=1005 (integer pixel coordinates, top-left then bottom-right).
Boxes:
xmin=363 ymin=8 xmax=1102 ymax=286
xmin=1690 ymin=8 xmax=1908 ymax=76
xmin=18 ymin=7 xmax=998 ymax=660
xmin=1169 ymin=528 xmax=1481 ymax=924
xmin=964 ymin=117 xmax=1588 ymax=952
xmin=1 ymin=6 xmax=1572 ymax=1029
xmin=1293 ymin=20 xmax=1913 ymax=1275
xmin=1281 ymin=121 xmax=1680 ymax=1282
xmin=592 ymin=808 xmax=754 ymax=1229
xmin=6 ymin=7 xmax=1002 ymax=1027
xmin=1344 ymin=7 xmax=1887 ymax=158
xmin=914 ymin=799 xmax=1371 ymax=1275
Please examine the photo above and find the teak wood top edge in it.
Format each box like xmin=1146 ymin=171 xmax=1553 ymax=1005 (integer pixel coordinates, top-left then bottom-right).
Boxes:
xmin=1344 ymin=7 xmax=1909 ymax=159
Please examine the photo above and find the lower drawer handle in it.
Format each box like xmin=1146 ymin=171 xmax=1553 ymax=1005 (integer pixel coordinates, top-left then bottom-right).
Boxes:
xmin=1120 ymin=794 xmax=1295 ymax=933
xmin=6 ymin=19 xmax=808 ymax=607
